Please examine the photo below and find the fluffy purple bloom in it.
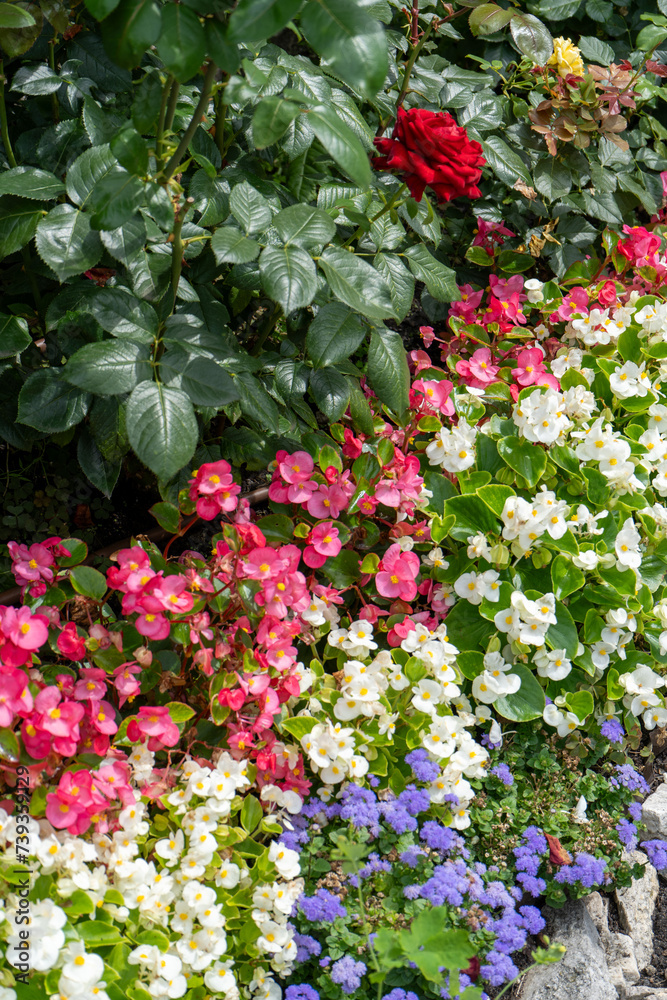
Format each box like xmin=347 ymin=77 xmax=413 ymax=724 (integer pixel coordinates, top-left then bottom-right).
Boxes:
xmin=490 ymin=764 xmax=513 ymax=786
xmin=517 ymin=874 xmax=546 ymax=897
xmin=481 ymin=733 xmax=502 ymax=750
xmin=627 ymin=801 xmax=643 ymax=822
xmin=286 ymin=988 xmax=319 ymax=1000
xmin=339 ymin=785 xmax=381 ymax=833
xmin=642 ymin=839 xmax=667 ymax=870
xmin=293 ymin=933 xmax=322 ymax=964
xmin=519 ymin=905 xmax=545 ymax=935
xmin=600 ymin=718 xmax=624 ymax=744
xmin=397 ymin=785 xmax=431 ymax=816
xmin=480 ymin=950 xmax=519 ymax=987
xmin=382 ymin=802 xmax=418 ymax=834
xmin=419 ymin=822 xmax=459 ymax=853
xmin=554 ymin=852 xmax=606 ymax=888
xmin=616 ymin=819 xmax=638 ymax=851
xmin=383 ymin=991 xmax=419 ymax=1000
xmin=523 ymin=826 xmax=548 ymax=854
xmin=349 ymin=853 xmax=391 ymax=887
xmin=330 ymin=956 xmax=366 ymax=994
xmin=406 ymin=749 xmax=440 ymax=784
xmin=299 ymin=888 xmax=347 ymax=922
xmin=610 ymin=764 xmax=650 ymax=794
xmin=400 ymin=845 xmax=426 ymax=868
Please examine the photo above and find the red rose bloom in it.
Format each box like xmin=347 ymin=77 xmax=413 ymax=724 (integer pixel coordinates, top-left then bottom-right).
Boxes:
xmin=373 ymin=107 xmax=485 ymax=203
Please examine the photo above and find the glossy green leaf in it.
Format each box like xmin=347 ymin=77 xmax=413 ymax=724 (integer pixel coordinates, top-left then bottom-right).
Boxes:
xmin=253 ymin=97 xmax=302 ymax=149
xmin=66 ymin=145 xmax=117 ymax=207
xmin=0 ymin=166 xmax=64 ymax=200
xmin=85 ymin=0 xmax=121 ymax=17
xmin=497 ymin=435 xmax=547 ymax=487
xmin=259 ymin=244 xmax=317 ymax=313
xmin=180 ymin=357 xmax=240 ymax=407
xmin=35 ymin=204 xmax=102 ymax=280
xmin=227 ymin=0 xmax=302 ymax=43
xmin=89 ymin=166 xmax=145 ymax=230
xmin=150 ymin=501 xmax=180 ymax=533
xmin=0 ymin=314 xmax=31 ymax=357
xmin=64 ymin=340 xmax=152 ymax=395
xmin=319 ymin=247 xmax=395 ymax=320
xmin=403 ymin=245 xmax=459 ymax=302
xmin=495 ymin=664 xmax=546 ymax=722
xmin=104 ymin=0 xmax=162 ymax=69
xmin=367 ymin=327 xmax=409 ymax=414
xmin=309 ymin=366 xmax=350 ymax=421
xmin=509 ymin=10 xmax=553 ymax=64
xmin=308 ymin=105 xmax=372 ymax=188
xmin=229 ymin=181 xmax=272 ymax=235
xmin=373 ymin=252 xmax=415 ymax=322
xmin=0 ymin=3 xmax=35 ymax=27
xmin=126 ymin=382 xmax=198 ymax=479
xmin=300 ymin=0 xmax=387 ymax=98
xmin=305 ymin=302 xmax=366 ymax=367
xmin=0 ymin=195 xmax=43 ymax=260
xmin=77 ymin=428 xmax=121 ymax=497
xmin=17 ymin=368 xmax=90 ymax=432
xmin=273 ymin=203 xmax=336 ymax=251
xmin=156 ymin=3 xmax=206 ymax=82
xmin=550 ymin=554 xmax=585 ymax=600
xmin=211 ymin=226 xmax=259 ymax=264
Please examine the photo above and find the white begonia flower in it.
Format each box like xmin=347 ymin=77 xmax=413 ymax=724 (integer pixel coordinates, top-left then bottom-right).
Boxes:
xmin=204 ymin=962 xmax=238 ymax=998
xmin=556 ymin=711 xmax=580 ymax=737
xmin=388 ymin=666 xmax=409 ymax=690
xmin=615 ymin=517 xmax=642 ymax=570
xmin=59 ymin=942 xmax=105 ymax=990
xmin=422 ymin=546 xmax=449 ymax=570
xmin=620 ymin=665 xmax=665 ymax=695
xmin=572 ymin=549 xmax=599 ymax=571
xmin=348 ymin=754 xmax=370 ymax=779
xmin=610 ymin=360 xmax=652 ymax=398
xmin=590 ymin=641 xmax=615 ymax=670
xmin=551 ymin=347 xmax=583 ymax=378
xmin=154 ymin=829 xmax=185 ymax=866
xmin=301 ymin=595 xmax=328 ymax=626
xmin=644 ymin=705 xmax=667 ymax=730
xmin=524 ymin=278 xmax=544 ymax=302
xmin=268 ymin=843 xmax=300 ymax=880
xmin=344 ymin=619 xmax=377 ymax=651
xmin=467 ymin=532 xmax=493 ymax=560
xmin=411 ymin=679 xmax=444 ymax=714
xmin=451 ymin=806 xmax=471 ymax=830
xmin=327 ymin=627 xmax=349 ymax=650
xmin=630 ymin=692 xmax=660 ymax=717
xmin=450 ymin=740 xmax=489 ymax=778
xmin=425 ymin=421 xmax=477 ymax=473
xmin=534 ymin=647 xmax=572 ymax=681
xmin=573 ymin=795 xmax=589 ymax=824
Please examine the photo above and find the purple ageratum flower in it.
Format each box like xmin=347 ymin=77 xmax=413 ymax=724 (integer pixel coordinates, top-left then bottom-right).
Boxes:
xmin=609 ymin=764 xmax=650 ymax=794
xmin=293 ymin=933 xmax=322 ymax=964
xmin=382 ymin=801 xmax=418 ymax=835
xmin=600 ymin=717 xmax=624 ymax=745
xmin=481 ymin=733 xmax=502 ymax=750
xmin=330 ymin=956 xmax=366 ymax=994
xmin=286 ymin=988 xmax=320 ymax=1000
xmin=554 ymin=852 xmax=607 ymax=888
xmin=627 ymin=801 xmax=643 ymax=822
xmin=339 ymin=785 xmax=381 ymax=834
xmin=641 ymin=839 xmax=667 ymax=870
xmin=399 ymin=845 xmax=427 ymax=868
xmin=299 ymin=888 xmax=347 ymax=922
xmin=616 ymin=819 xmax=638 ymax=851
xmin=348 ymin=853 xmax=392 ymax=887
xmin=397 ymin=785 xmax=431 ymax=816
xmin=490 ymin=764 xmax=513 ymax=786
xmin=519 ymin=905 xmax=546 ymax=935
xmin=480 ymin=950 xmax=519 ymax=987
xmin=516 ymin=874 xmax=547 ymax=898
xmin=383 ymin=991 xmax=420 ymax=1000
xmin=405 ymin=749 xmax=440 ymax=784
xmin=419 ymin=821 xmax=459 ymax=853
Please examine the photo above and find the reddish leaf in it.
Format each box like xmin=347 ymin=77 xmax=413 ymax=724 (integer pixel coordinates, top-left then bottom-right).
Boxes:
xmin=545 ymin=833 xmax=571 ymax=866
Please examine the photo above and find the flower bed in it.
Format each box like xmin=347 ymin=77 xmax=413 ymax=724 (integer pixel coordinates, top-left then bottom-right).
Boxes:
xmin=3 ymin=232 xmax=667 ymax=999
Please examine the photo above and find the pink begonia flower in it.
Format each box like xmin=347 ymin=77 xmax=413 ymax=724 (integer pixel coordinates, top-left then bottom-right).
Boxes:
xmin=448 ymin=284 xmax=484 ymax=325
xmin=107 ymin=546 xmax=151 ymax=589
xmin=218 ymin=687 xmax=246 ymax=711
xmin=21 ymin=718 xmax=52 ymax=760
xmin=287 ymin=479 xmax=318 ymax=505
xmin=342 ymin=428 xmax=363 ymax=459
xmin=0 ymin=667 xmax=33 ymax=726
xmin=188 ymin=459 xmax=240 ymax=520
xmin=135 ymin=611 xmax=170 ymax=640
xmin=514 ymin=347 xmax=549 ymax=387
xmin=89 ymin=700 xmax=118 ymax=735
xmin=112 ymin=662 xmax=142 ymax=707
xmin=306 ymin=484 xmax=348 ymax=519
xmin=616 ymin=225 xmax=663 ymax=268
xmin=472 ymin=217 xmax=515 ymax=253
xmin=456 ymin=348 xmax=499 ymax=387
xmin=238 ymin=673 xmax=271 ymax=698
xmin=2 ymin=606 xmax=49 ymax=650
xmin=243 ymin=547 xmax=284 ymax=581
xmin=93 ymin=761 xmax=133 ymax=803
xmin=140 ymin=574 xmax=194 ymax=615
xmin=376 ymin=543 xmax=420 ymax=601
xmin=556 ymin=285 xmax=589 ymax=321
xmin=7 ymin=541 xmax=55 ymax=588
xmin=74 ymin=667 xmax=107 ymax=701
xmin=412 ymin=378 xmax=455 ymax=415
xmin=278 ymin=450 xmax=314 ymax=484
xmin=412 ymin=347 xmax=434 ymax=370
xmin=127 ymin=705 xmax=180 ymax=750
xmin=265 ymin=643 xmax=297 ymax=669
xmin=356 ymin=494 xmax=379 ymax=516
xmin=34 ymin=687 xmax=85 ymax=738
xmin=57 ymin=622 xmax=86 ymax=661
xmin=303 ymin=522 xmax=341 ymax=568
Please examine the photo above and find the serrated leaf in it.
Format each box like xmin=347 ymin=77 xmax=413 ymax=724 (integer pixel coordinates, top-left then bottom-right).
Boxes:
xmin=227 ymin=0 xmax=302 ymax=43
xmin=318 ymin=247 xmax=395 ymax=320
xmin=309 ymin=366 xmax=350 ymax=421
xmin=259 ymin=244 xmax=317 ymax=313
xmin=305 ymin=302 xmax=366 ymax=367
xmin=367 ymin=327 xmax=409 ymax=414
xmin=101 ymin=216 xmax=147 ymax=263
xmin=211 ymin=227 xmax=259 ymax=264
xmin=0 ymin=195 xmax=43 ymax=260
xmin=0 ymin=2 xmax=42 ymax=57
xmin=11 ymin=62 xmax=60 ymax=94
xmin=509 ymin=10 xmax=553 ymax=65
xmin=17 ymin=368 xmax=90 ymax=432
xmin=77 ymin=428 xmax=121 ymax=497
xmin=403 ymin=245 xmax=459 ymax=302
xmin=235 ymin=371 xmax=280 ymax=432
xmin=0 ymin=314 xmax=31 ymax=357
xmin=156 ymin=3 xmax=206 ymax=82
xmin=480 ymin=135 xmax=532 ymax=188
xmin=0 ymin=3 xmax=35 ymax=27
xmin=0 ymin=166 xmax=65 ymax=200
xmin=576 ymin=34 xmax=615 ymax=64
xmin=180 ymin=356 xmax=240 ymax=407
xmin=229 ymin=181 xmax=272 ymax=234
xmin=103 ymin=0 xmax=162 ymax=69
xmin=301 ymin=0 xmax=388 ymax=98
xmin=189 ymin=170 xmax=229 ymax=226
xmin=89 ymin=166 xmax=145 ymax=230
xmin=64 ymin=340 xmax=152 ymax=395
xmin=126 ymin=382 xmax=198 ymax=480
xmin=469 ymin=3 xmax=513 ymax=35
xmin=66 ymin=144 xmax=116 ymax=207
xmin=273 ymin=203 xmax=336 ymax=251
xmin=82 ymin=287 xmax=158 ymax=342
xmin=252 ymin=96 xmax=301 ymax=149
xmin=35 ymin=204 xmax=102 ymax=280
xmin=308 ymin=105 xmax=372 ymax=188
xmin=373 ymin=252 xmax=415 ymax=321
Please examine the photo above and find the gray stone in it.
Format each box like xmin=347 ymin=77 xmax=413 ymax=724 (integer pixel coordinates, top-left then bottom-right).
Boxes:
xmin=642 ymin=784 xmax=667 ymax=838
xmin=615 ymin=850 xmax=660 ymax=971
xmin=605 ymin=933 xmax=640 ymax=987
xmin=516 ymin=900 xmax=618 ymax=1000
xmin=584 ymin=891 xmax=610 ymax=939
xmin=617 ymin=989 xmax=667 ymax=1000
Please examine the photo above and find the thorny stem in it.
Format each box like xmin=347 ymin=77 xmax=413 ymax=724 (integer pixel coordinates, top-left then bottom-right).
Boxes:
xmin=410 ymin=0 xmax=420 ymax=46
xmin=164 ymin=79 xmax=181 ymax=134
xmin=161 ymin=60 xmax=217 ymax=183
xmin=170 ymin=199 xmax=192 ymax=314
xmin=155 ymin=74 xmax=173 ymax=173
xmin=48 ymin=40 xmax=60 ymax=124
xmin=341 ymin=183 xmax=408 ymax=248
xmin=250 ymin=303 xmax=281 ymax=356
xmin=214 ymin=88 xmax=227 ymax=159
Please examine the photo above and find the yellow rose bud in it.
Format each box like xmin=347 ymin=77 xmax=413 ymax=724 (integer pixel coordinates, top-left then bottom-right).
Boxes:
xmin=547 ymin=37 xmax=584 ymax=79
